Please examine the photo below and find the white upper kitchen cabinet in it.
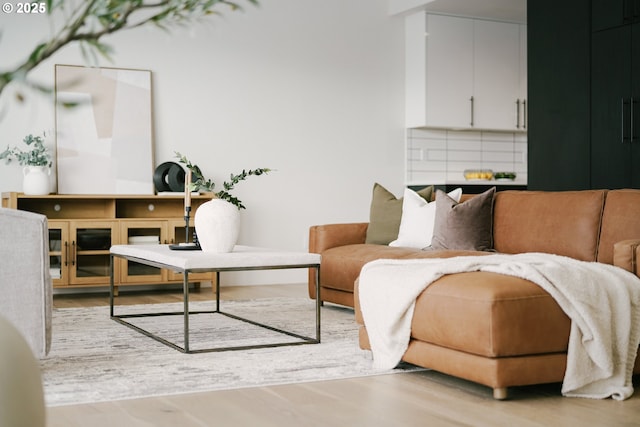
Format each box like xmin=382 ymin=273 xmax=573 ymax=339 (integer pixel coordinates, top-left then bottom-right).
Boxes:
xmin=518 ymin=23 xmax=528 ymax=130
xmin=473 ymin=19 xmax=521 ymax=130
xmin=405 ymin=12 xmax=527 ymax=132
xmin=406 ymin=13 xmax=474 ymax=129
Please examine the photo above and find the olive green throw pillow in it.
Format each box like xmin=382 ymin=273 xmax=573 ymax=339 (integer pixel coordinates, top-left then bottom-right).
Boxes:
xmin=365 ymin=183 xmax=434 ymax=245
xmin=428 ymin=187 xmax=496 ymax=251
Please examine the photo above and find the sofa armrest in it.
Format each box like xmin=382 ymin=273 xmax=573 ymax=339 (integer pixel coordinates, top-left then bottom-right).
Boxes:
xmin=0 ymin=208 xmax=52 ymax=358
xmin=613 ymin=239 xmax=640 ymax=276
xmin=308 ymin=223 xmax=368 ymax=301
xmin=308 ymin=222 xmax=368 ymax=254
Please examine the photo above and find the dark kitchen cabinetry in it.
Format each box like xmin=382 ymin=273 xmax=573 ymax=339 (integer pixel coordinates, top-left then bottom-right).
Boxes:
xmin=527 ymin=0 xmax=591 ymax=190
xmin=591 ymin=23 xmax=640 ymax=188
xmin=529 ymin=0 xmax=640 ymax=190
xmin=592 ymin=0 xmax=640 ymax=31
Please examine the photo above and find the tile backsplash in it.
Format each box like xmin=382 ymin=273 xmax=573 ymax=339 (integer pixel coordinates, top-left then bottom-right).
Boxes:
xmin=406 ymin=128 xmax=527 ymax=184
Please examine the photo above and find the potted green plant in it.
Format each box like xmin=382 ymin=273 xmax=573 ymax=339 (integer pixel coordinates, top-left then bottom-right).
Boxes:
xmin=0 ymin=133 xmax=52 ymax=195
xmin=175 ymin=152 xmax=272 ymax=252
xmin=175 ymin=152 xmax=271 ymax=210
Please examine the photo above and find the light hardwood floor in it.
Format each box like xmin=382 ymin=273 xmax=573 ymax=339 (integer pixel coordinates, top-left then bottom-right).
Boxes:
xmin=47 ymin=285 xmax=640 ymax=427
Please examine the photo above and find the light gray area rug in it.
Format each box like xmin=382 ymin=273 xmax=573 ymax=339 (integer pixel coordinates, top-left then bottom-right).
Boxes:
xmin=41 ymin=298 xmax=419 ymax=406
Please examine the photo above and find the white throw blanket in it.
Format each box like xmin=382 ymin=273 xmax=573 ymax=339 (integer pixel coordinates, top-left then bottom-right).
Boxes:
xmin=358 ymin=253 xmax=640 ymax=400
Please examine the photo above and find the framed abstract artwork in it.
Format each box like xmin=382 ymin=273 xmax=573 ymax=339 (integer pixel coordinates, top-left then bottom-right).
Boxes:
xmin=55 ymin=64 xmax=154 ymax=194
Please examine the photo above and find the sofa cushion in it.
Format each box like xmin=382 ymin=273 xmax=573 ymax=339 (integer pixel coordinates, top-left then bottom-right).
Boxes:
xmin=429 ymin=187 xmax=495 ymax=251
xmin=598 ymin=189 xmax=640 ymax=264
xmin=321 ymin=244 xmax=486 ymax=293
xmin=492 ymin=190 xmax=606 ymax=261
xmin=365 ymin=183 xmax=434 ymax=245
xmin=410 ymin=271 xmax=571 ymax=358
xmin=389 ymin=187 xmax=462 ymax=249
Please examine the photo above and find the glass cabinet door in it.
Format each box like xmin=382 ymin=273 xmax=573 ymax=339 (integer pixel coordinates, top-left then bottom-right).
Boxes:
xmin=69 ymin=221 xmax=118 ymax=285
xmin=119 ymin=221 xmax=167 ymax=283
xmin=47 ymin=221 xmax=69 ymax=286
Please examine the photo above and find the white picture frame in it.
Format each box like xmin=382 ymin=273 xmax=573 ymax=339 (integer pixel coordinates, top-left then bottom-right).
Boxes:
xmin=55 ymin=64 xmax=154 ymax=194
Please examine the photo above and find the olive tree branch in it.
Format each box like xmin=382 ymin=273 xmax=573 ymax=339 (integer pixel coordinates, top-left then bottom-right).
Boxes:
xmin=0 ymin=0 xmax=258 ymax=98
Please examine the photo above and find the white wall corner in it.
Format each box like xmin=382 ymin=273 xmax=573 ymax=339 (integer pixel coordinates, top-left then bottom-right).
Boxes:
xmin=389 ymin=0 xmax=433 ymax=16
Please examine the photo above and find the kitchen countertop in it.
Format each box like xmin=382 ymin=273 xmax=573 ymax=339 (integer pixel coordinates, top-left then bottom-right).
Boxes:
xmin=443 ymin=179 xmax=527 ymax=186
xmin=408 ymin=179 xmax=527 ymax=187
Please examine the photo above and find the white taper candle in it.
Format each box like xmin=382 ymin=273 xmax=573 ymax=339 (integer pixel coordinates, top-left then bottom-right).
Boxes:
xmin=184 ymin=169 xmax=191 ymax=209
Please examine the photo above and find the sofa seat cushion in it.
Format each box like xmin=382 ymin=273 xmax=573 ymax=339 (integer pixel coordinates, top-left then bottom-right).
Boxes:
xmin=411 ymin=271 xmax=571 ymax=358
xmin=321 ymin=244 xmax=486 ymax=293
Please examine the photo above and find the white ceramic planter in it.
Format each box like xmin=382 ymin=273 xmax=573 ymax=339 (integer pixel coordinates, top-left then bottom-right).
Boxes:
xmin=22 ymin=166 xmax=50 ymax=195
xmin=194 ymin=199 xmax=240 ymax=253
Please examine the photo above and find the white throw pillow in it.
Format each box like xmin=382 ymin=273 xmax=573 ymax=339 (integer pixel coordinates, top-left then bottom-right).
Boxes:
xmin=389 ymin=187 xmax=462 ymax=249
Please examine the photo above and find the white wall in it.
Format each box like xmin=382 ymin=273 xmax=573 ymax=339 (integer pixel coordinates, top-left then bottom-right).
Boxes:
xmin=0 ymin=0 xmax=406 ymax=285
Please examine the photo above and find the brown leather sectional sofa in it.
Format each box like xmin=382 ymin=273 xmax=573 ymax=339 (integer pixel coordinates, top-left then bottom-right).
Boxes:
xmin=308 ymin=189 xmax=640 ymax=399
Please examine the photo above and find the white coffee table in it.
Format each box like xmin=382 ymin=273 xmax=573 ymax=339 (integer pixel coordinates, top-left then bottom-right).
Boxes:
xmin=109 ymin=244 xmax=321 ymax=353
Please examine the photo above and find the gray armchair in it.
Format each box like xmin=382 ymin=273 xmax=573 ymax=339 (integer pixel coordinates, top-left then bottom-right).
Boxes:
xmin=0 ymin=207 xmax=52 ymax=358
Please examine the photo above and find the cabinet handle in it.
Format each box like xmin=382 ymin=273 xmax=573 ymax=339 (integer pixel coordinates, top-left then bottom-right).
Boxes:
xmin=516 ymin=99 xmax=521 ymax=128
xmin=622 ymin=98 xmax=633 ymax=143
xmin=71 ymin=241 xmax=76 ymax=266
xmin=623 ymin=98 xmax=627 ymax=143
xmin=470 ymin=96 xmax=474 ymax=127
xmin=632 ymin=97 xmax=635 ymax=142
xmin=64 ymin=241 xmax=69 ymax=266
xmin=523 ymin=100 xmax=527 ymax=129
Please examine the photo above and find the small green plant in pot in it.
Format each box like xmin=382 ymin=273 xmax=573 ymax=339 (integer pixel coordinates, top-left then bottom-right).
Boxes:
xmin=1 ymin=133 xmax=53 ymax=195
xmin=1 ymin=133 xmax=52 ymax=167
xmin=175 ymin=152 xmax=272 ymax=253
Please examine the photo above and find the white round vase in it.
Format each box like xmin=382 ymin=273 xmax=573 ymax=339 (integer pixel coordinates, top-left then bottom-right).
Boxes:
xmin=22 ymin=166 xmax=50 ymax=195
xmin=194 ymin=199 xmax=240 ymax=253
